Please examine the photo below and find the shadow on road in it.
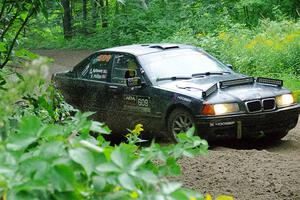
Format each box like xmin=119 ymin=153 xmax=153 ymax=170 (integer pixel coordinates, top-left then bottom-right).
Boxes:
xmin=209 ymin=138 xmax=300 ymax=152
xmin=104 ymin=132 xmax=300 ymax=153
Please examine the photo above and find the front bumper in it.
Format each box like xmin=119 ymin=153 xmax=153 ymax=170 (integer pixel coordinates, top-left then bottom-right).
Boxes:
xmin=195 ymin=104 xmax=300 ymax=141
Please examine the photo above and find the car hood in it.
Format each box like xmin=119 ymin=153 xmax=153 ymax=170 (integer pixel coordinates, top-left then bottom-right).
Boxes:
xmin=156 ymin=74 xmax=290 ymax=103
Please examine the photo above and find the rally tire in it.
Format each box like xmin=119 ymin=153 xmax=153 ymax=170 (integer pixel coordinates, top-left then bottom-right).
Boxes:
xmin=167 ymin=108 xmax=195 ymax=142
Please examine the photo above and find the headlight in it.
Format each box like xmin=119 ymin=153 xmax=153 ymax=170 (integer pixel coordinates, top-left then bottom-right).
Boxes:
xmin=276 ymin=94 xmax=295 ymax=108
xmin=202 ymin=103 xmax=240 ymax=115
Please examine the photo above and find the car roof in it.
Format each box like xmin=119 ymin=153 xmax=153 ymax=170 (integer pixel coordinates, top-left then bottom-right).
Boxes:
xmin=98 ymin=43 xmax=199 ymax=56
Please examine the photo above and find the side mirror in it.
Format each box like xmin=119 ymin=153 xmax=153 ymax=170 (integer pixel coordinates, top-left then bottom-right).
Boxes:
xmin=126 ymin=77 xmax=141 ymax=87
xmin=226 ymin=64 xmax=233 ymax=69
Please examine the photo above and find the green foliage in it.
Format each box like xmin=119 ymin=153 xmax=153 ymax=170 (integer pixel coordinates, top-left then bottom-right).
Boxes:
xmin=0 ymin=0 xmax=52 ymax=68
xmin=21 ymin=0 xmax=300 ymax=94
xmin=0 ymin=57 xmax=52 ymax=131
xmin=197 ymin=20 xmax=300 ymax=77
xmin=294 ymin=90 xmax=300 ymax=103
xmin=0 ymin=112 xmax=207 ymax=200
xmin=22 ymin=0 xmax=300 ymax=48
xmin=164 ymin=19 xmax=300 ymax=93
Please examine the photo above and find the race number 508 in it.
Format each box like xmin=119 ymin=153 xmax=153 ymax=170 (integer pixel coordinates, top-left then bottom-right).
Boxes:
xmin=137 ymin=98 xmax=149 ymax=107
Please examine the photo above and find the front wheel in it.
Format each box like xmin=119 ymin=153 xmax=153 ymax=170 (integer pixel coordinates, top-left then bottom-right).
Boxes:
xmin=167 ymin=108 xmax=195 ymax=142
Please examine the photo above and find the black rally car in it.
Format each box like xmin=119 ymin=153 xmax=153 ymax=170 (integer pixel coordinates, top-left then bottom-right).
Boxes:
xmin=52 ymin=44 xmax=300 ymax=141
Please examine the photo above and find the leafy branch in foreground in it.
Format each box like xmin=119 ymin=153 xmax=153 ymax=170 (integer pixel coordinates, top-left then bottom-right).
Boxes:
xmin=0 ymin=110 xmax=208 ymax=200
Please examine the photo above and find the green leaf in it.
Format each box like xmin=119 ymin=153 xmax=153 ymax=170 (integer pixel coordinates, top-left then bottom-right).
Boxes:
xmin=96 ymin=163 xmax=120 ymax=173
xmin=53 ymin=192 xmax=83 ymax=200
xmin=0 ymin=42 xmax=6 ymax=52
xmin=186 ymin=126 xmax=195 ymax=137
xmin=50 ymin=164 xmax=76 ymax=192
xmin=177 ymin=133 xmax=189 ymax=142
xmin=7 ymin=191 xmax=39 ymax=200
xmin=170 ymin=190 xmax=189 ymax=200
xmin=79 ymin=140 xmax=104 ymax=153
xmin=0 ymin=166 xmax=15 ymax=177
xmin=41 ymin=124 xmax=65 ymax=138
xmin=137 ymin=170 xmax=158 ymax=184
xmin=15 ymin=72 xmax=24 ymax=81
xmin=39 ymin=141 xmax=66 ymax=159
xmin=118 ymin=173 xmax=135 ymax=190
xmin=97 ymin=135 xmax=111 ymax=147
xmin=69 ymin=147 xmax=95 ymax=177
xmin=92 ymin=176 xmax=106 ymax=191
xmin=12 ymin=179 xmax=48 ymax=192
xmin=129 ymin=158 xmax=144 ymax=171
xmin=111 ymin=148 xmax=127 ymax=169
xmin=162 ymin=182 xmax=182 ymax=194
xmin=20 ymin=12 xmax=28 ymax=21
xmin=172 ymin=189 xmax=204 ymax=200
xmin=90 ymin=121 xmax=111 ymax=134
xmin=182 ymin=149 xmax=197 ymax=158
xmin=166 ymin=157 xmax=181 ymax=176
xmin=18 ymin=115 xmax=43 ymax=136
xmin=7 ymin=116 xmax=43 ymax=151
xmin=0 ymin=78 xmax=6 ymax=86
xmin=14 ymin=49 xmax=38 ymax=59
xmin=19 ymin=156 xmax=48 ymax=179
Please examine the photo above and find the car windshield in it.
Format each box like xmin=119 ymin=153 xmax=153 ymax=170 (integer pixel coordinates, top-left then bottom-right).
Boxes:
xmin=138 ymin=49 xmax=232 ymax=84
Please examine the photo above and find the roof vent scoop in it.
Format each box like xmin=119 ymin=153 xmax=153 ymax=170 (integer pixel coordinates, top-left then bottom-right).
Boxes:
xmin=149 ymin=44 xmax=179 ymax=50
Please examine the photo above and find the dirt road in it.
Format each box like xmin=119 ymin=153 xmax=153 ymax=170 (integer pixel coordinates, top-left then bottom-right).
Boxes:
xmin=35 ymin=49 xmax=300 ymax=200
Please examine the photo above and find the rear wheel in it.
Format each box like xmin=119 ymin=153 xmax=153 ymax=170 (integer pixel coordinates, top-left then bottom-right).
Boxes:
xmin=167 ymin=108 xmax=195 ymax=142
xmin=264 ymin=130 xmax=289 ymax=141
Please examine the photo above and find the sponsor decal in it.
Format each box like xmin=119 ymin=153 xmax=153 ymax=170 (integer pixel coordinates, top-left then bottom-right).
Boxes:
xmin=125 ymin=95 xmax=136 ymax=101
xmin=124 ymin=95 xmax=151 ymax=112
xmin=90 ymin=69 xmax=108 ymax=80
xmin=98 ymin=54 xmax=112 ymax=62
xmin=177 ymin=96 xmax=192 ymax=102
xmin=210 ymin=121 xmax=235 ymax=127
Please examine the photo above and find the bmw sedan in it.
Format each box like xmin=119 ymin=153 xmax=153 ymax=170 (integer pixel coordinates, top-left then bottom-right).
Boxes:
xmin=52 ymin=44 xmax=300 ymax=141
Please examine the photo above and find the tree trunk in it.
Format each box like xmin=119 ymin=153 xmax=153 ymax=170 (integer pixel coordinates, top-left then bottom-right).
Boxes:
xmin=70 ymin=0 xmax=74 ymax=19
xmin=115 ymin=0 xmax=119 ymax=14
xmin=91 ymin=0 xmax=98 ymax=29
xmin=294 ymin=0 xmax=300 ymax=18
xmin=61 ymin=0 xmax=72 ymax=39
xmin=82 ymin=0 xmax=87 ymax=34
xmin=98 ymin=0 xmax=105 ymax=28
xmin=0 ymin=0 xmax=7 ymax=20
xmin=102 ymin=0 xmax=108 ymax=28
xmin=82 ymin=0 xmax=87 ymax=21
xmin=99 ymin=0 xmax=108 ymax=28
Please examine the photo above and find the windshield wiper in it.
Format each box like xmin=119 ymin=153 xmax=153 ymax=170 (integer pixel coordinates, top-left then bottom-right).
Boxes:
xmin=156 ymin=76 xmax=192 ymax=82
xmin=192 ymin=71 xmax=231 ymax=77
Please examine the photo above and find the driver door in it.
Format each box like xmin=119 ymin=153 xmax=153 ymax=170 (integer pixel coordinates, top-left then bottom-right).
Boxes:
xmin=106 ymin=53 xmax=153 ymax=133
